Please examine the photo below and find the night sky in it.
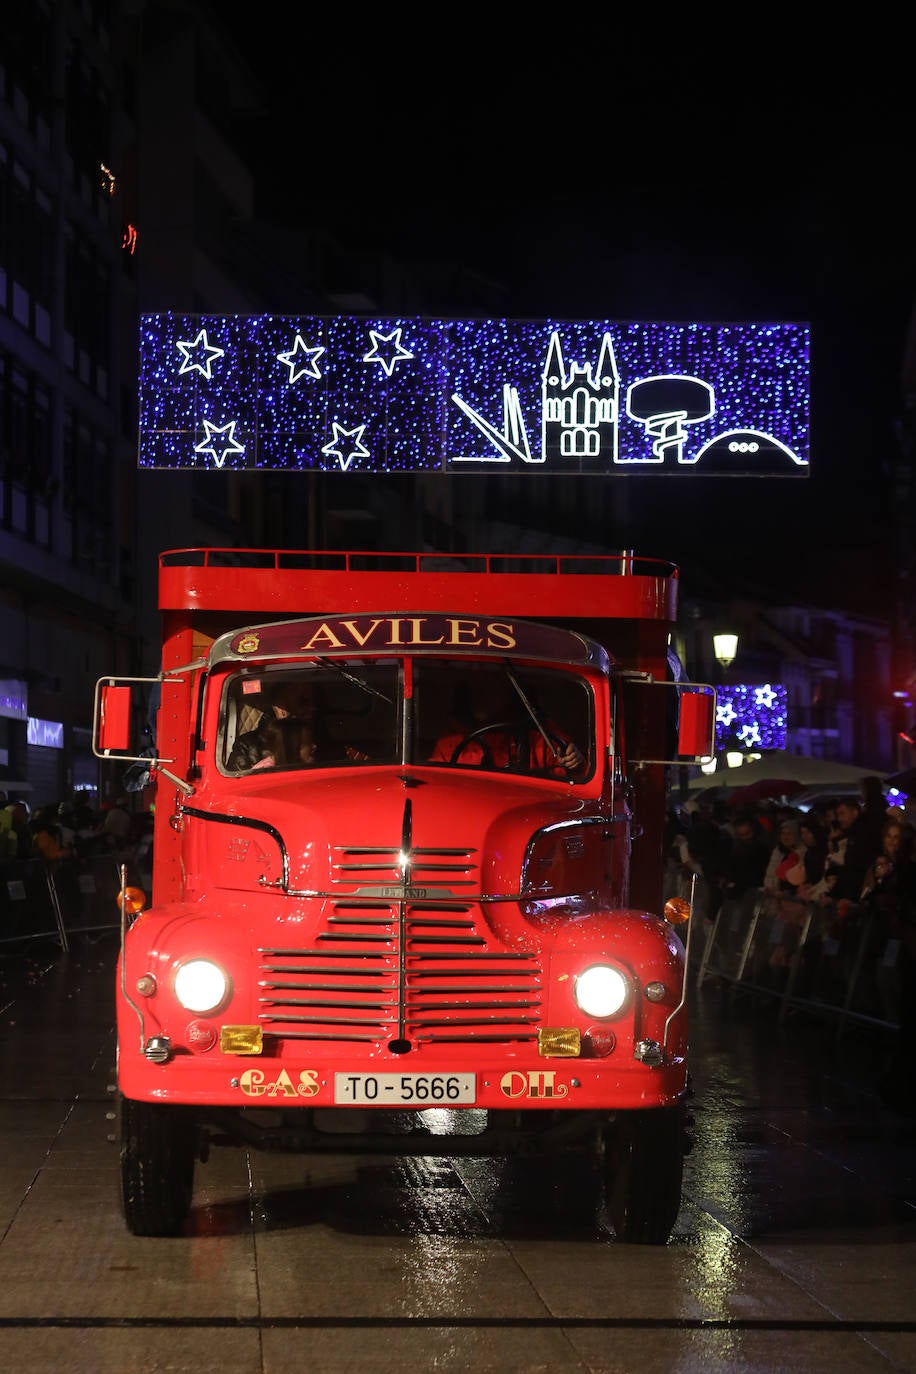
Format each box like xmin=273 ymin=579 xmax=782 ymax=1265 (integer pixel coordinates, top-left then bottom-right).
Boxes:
xmin=215 ymin=15 xmax=914 ymax=611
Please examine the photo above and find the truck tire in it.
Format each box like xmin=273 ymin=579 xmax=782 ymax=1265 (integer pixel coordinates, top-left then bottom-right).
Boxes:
xmin=604 ymin=1103 xmax=685 ymax=1245
xmin=120 ymin=1094 xmax=196 ymax=1236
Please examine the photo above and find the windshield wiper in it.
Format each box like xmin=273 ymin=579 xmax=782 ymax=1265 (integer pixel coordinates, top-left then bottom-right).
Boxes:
xmin=317 ymin=657 xmax=393 ymax=704
xmin=503 ymin=661 xmax=560 ymax=761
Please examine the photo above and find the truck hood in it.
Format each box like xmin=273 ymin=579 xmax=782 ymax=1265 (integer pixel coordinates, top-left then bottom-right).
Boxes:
xmin=198 ymin=765 xmax=594 ymax=898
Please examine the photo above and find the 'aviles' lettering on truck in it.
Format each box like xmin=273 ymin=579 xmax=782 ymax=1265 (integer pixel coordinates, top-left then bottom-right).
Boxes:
xmin=296 ymin=617 xmax=518 ymax=650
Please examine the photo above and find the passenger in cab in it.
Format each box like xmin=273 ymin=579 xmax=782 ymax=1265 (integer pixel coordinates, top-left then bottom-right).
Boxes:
xmin=227 ymin=681 xmax=320 ymax=772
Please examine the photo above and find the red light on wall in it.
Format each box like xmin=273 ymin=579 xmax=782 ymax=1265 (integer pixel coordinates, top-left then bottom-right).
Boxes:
xmin=122 ymin=224 xmax=137 ymax=255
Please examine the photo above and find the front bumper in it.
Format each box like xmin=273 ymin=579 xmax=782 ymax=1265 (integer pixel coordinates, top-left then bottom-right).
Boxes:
xmin=118 ymin=1043 xmax=687 ymax=1111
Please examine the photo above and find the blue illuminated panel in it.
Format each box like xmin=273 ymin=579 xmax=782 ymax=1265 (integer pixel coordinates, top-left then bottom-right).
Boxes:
xmin=139 ymin=315 xmax=809 ymax=475
xmin=716 ymin=684 xmax=788 ymax=751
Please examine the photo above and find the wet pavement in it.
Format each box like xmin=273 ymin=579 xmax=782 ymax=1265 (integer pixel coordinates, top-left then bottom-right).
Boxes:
xmin=0 ymin=930 xmax=914 ymax=1373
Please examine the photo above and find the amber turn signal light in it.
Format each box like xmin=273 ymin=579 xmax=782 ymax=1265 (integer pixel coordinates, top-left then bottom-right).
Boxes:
xmin=220 ymin=1025 xmax=263 ymax=1055
xmin=663 ymin=895 xmax=691 ymax=924
xmin=538 ymin=1026 xmax=581 ymax=1057
xmin=118 ymin=886 xmax=146 ymax=916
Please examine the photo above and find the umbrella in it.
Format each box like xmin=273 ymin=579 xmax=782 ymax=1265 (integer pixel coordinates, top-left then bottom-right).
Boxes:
xmin=687 ymin=752 xmax=884 ymax=795
xmin=727 ymin=777 xmax=805 ymax=805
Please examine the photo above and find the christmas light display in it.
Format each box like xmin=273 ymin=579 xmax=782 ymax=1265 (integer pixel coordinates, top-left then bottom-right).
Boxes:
xmin=715 ymin=684 xmax=787 ymax=752
xmin=138 ymin=315 xmax=809 ymax=475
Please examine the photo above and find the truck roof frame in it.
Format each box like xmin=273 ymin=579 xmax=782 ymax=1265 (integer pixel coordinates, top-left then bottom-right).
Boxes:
xmin=159 ymin=548 xmax=679 ymax=625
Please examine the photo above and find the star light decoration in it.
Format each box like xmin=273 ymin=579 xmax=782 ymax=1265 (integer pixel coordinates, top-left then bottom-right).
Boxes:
xmin=362 ymin=327 xmax=414 ymax=377
xmin=141 ymin=315 xmax=810 ymax=474
xmin=277 ymin=334 xmax=325 ymax=383
xmin=320 ymin=422 xmax=370 ymax=472
xmin=194 ymin=419 xmax=245 ymax=469
xmin=176 ymin=328 xmax=224 ymax=379
xmin=715 ymin=684 xmax=787 ymax=752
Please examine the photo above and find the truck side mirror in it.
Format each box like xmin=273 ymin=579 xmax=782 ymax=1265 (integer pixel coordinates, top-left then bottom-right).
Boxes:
xmin=677 ymin=687 xmax=716 ymax=760
xmin=621 ymin=678 xmax=717 ymax=766
xmin=93 ymin=675 xmax=161 ymax=760
xmin=98 ymin=683 xmax=133 ymax=752
xmin=92 ymin=673 xmax=193 ymax=795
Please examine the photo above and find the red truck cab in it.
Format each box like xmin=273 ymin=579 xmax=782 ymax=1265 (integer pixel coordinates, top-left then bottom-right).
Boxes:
xmin=95 ymin=550 xmax=714 ymax=1242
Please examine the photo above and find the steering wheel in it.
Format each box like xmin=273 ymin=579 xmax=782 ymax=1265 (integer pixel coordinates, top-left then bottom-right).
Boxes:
xmin=449 ymin=722 xmax=570 ymax=771
xmin=449 ymin=721 xmax=520 ymax=767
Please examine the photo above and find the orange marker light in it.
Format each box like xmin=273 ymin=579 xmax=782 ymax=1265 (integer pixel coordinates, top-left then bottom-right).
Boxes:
xmin=119 ymin=886 xmax=146 ymax=916
xmin=663 ymin=896 xmax=690 ymax=925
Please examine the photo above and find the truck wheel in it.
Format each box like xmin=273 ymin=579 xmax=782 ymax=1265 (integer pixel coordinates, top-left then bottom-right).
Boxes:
xmin=604 ymin=1104 xmax=685 ymax=1244
xmin=120 ymin=1094 xmax=196 ymax=1236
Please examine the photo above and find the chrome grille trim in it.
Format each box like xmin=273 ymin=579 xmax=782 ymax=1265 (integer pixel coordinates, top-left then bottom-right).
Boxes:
xmin=316 ymin=932 xmax=393 ymax=943
xmin=331 ymin=843 xmax=479 ymax=888
xmin=258 ymin=902 xmax=542 ymax=1046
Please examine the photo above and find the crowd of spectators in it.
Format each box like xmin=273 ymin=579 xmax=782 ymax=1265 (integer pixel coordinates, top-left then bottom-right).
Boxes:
xmin=665 ymin=779 xmax=916 ymax=1117
xmin=0 ymin=793 xmax=150 ymax=865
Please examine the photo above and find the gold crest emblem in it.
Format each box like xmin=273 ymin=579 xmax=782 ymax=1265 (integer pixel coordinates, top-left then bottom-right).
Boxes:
xmin=236 ymin=632 xmax=260 ymax=654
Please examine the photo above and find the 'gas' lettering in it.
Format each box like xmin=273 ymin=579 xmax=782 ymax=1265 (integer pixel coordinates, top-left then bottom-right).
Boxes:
xmin=239 ymin=1068 xmax=321 ymax=1098
xmin=297 ymin=1069 xmax=320 ymax=1097
xmin=239 ymin=1068 xmax=267 ymax=1097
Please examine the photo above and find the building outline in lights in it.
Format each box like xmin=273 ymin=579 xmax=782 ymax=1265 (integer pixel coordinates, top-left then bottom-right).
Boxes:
xmin=451 ymin=385 xmax=535 ymax=463
xmin=541 ymin=330 xmax=618 ymax=464
xmin=623 ymin=373 xmax=714 ymax=464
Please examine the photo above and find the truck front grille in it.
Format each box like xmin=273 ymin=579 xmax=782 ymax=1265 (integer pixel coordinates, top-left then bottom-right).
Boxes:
xmin=258 ymin=902 xmax=542 ymax=1047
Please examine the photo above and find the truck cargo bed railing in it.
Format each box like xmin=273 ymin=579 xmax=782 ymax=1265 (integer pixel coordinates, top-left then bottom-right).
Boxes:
xmin=160 ymin=548 xmax=679 ymax=579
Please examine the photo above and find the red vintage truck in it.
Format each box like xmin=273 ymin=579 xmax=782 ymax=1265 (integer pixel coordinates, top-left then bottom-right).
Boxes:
xmin=94 ymin=548 xmax=714 ymax=1242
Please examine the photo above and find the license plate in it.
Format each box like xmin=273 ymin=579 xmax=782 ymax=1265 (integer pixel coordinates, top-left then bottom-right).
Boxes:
xmin=334 ymin=1072 xmax=476 ymax=1105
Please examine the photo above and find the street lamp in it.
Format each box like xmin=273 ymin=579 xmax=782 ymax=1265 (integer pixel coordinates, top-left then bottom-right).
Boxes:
xmin=713 ymin=632 xmax=740 ymax=771
xmin=713 ymin=632 xmax=739 ymax=671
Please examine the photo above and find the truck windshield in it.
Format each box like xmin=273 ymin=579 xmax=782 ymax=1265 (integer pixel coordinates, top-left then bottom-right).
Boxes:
xmin=218 ymin=660 xmax=592 ymax=778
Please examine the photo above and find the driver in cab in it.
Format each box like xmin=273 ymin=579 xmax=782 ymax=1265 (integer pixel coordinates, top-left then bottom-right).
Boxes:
xmin=429 ymin=675 xmax=586 ymax=778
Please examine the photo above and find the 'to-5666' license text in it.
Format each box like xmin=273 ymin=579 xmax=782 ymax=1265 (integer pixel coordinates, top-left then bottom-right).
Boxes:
xmin=334 ymin=1073 xmax=475 ymax=1104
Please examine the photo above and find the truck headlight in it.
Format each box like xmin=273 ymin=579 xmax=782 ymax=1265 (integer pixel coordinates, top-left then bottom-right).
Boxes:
xmin=574 ymin=964 xmax=628 ymax=1019
xmin=174 ymin=959 xmax=230 ymax=1014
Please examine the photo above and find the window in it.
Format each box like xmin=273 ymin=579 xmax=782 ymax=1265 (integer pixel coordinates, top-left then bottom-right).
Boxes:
xmin=416 ymin=661 xmax=592 ymax=778
xmin=219 ymin=665 xmax=400 ymax=775
xmin=64 ymin=222 xmax=111 ymax=392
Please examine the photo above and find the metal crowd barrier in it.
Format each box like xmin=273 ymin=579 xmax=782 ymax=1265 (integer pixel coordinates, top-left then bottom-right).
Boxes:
xmin=0 ymin=858 xmax=68 ymax=948
xmin=697 ymin=886 xmax=903 ymax=1037
xmin=0 ymin=850 xmax=145 ymax=952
